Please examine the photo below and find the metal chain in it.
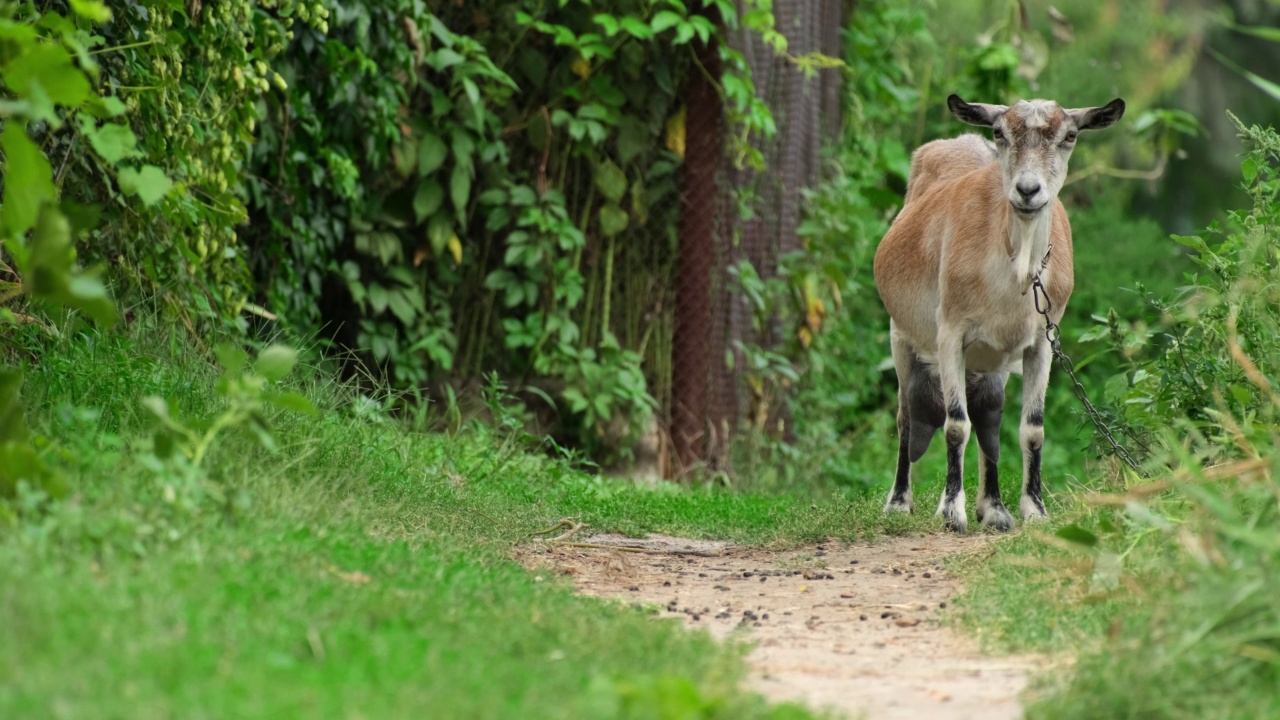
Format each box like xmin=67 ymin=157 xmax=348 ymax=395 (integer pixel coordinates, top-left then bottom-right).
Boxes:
xmin=1030 ymin=243 xmax=1147 ymax=477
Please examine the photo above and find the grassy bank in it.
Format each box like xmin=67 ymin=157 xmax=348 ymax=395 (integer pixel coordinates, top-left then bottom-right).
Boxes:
xmin=0 ymin=325 xmax=945 ymax=719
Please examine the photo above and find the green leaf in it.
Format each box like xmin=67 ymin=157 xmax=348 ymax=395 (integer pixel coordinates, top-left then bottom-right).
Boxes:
xmin=651 ymin=10 xmax=684 ymax=33
xmin=428 ymin=214 xmax=453 ymax=257
xmin=388 ymin=288 xmax=417 ymax=325
xmin=414 ymin=180 xmax=445 ymax=222
xmin=85 ymin=95 xmax=126 ymax=118
xmin=1242 ymin=157 xmax=1259 ymax=184
xmin=1209 ymin=47 xmax=1280 ymax=103
xmin=61 ymin=274 xmax=116 ymax=327
xmin=594 ymin=160 xmax=627 ymax=202
xmin=140 ymin=396 xmax=171 ymax=424
xmin=0 ymin=441 xmax=66 ymax=500
xmin=118 ymin=165 xmax=173 ymax=206
xmin=393 ymin=137 xmax=418 ymax=177
xmin=426 ymin=48 xmax=465 ymax=71
xmin=1230 ymin=23 xmax=1280 ymax=44
xmin=69 ymin=0 xmax=112 ymax=21
xmin=418 ymin=132 xmax=448 ymax=176
xmin=593 ymin=13 xmax=620 ymax=36
xmin=267 ymin=391 xmax=319 ymax=417
xmin=598 ymin=204 xmax=629 ymax=237
xmin=616 ymin=116 xmax=648 ymax=165
xmin=451 ymin=163 xmax=472 ymax=215
xmin=477 ymin=188 xmax=508 ymax=205
xmin=368 ymin=283 xmax=389 ymax=314
xmin=2 ymin=45 xmax=90 ymax=115
xmin=255 ymin=345 xmax=298 ymax=382
xmin=1056 ymin=524 xmax=1099 ymax=547
xmin=86 ymin=123 xmax=141 ymax=164
xmin=620 ymin=16 xmax=654 ymax=39
xmin=25 ymin=207 xmax=116 ymax=326
xmin=214 ymin=344 xmax=248 ymax=375
xmin=0 ymin=370 xmax=28 ymax=445
xmin=0 ymin=121 xmax=55 ymax=238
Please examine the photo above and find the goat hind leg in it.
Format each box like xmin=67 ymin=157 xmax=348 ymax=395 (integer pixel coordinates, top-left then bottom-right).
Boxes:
xmin=884 ymin=325 xmax=916 ymax=513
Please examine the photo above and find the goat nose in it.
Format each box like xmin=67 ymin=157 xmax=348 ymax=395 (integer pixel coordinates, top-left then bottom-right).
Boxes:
xmin=1016 ymin=180 xmax=1041 ymax=199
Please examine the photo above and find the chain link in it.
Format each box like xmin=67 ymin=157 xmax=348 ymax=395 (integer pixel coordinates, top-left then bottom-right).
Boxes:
xmin=1031 ymin=244 xmax=1147 ymax=477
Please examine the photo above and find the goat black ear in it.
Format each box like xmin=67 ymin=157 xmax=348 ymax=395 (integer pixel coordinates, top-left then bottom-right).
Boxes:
xmin=1071 ymin=98 xmax=1126 ymax=131
xmin=947 ymin=95 xmax=1007 ymax=127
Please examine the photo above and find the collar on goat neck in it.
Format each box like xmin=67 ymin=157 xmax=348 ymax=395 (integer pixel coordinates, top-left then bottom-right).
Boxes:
xmin=1006 ymin=207 xmax=1052 ymax=295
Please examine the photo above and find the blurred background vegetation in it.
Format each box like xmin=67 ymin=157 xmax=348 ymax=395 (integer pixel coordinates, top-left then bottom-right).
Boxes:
xmin=4 ymin=0 xmax=1279 ymax=496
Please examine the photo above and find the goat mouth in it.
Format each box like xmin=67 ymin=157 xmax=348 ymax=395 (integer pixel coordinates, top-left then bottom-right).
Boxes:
xmin=1011 ymin=201 xmax=1046 ymax=217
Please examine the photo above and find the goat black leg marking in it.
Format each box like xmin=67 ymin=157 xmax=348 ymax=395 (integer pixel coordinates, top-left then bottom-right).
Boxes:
xmin=887 ymin=411 xmax=914 ymax=510
xmin=1024 ymin=438 xmax=1046 ymax=515
xmin=941 ymin=420 xmax=967 ymax=533
xmin=971 ymin=373 xmax=1013 ymax=531
xmin=885 ymin=329 xmax=921 ymax=514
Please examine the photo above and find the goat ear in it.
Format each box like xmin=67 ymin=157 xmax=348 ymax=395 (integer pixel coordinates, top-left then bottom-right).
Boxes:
xmin=947 ymin=94 xmax=1007 ymax=127
xmin=1069 ymin=98 xmax=1126 ymax=131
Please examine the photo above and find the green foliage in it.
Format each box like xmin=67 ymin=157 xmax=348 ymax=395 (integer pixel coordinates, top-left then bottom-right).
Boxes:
xmin=41 ymin=0 xmax=327 ymax=326
xmin=732 ymin=0 xmax=929 ymax=490
xmin=244 ymin=0 xmax=787 ymax=461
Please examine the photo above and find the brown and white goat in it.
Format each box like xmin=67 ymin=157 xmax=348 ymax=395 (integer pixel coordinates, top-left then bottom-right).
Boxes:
xmin=872 ymin=94 xmax=1125 ymax=533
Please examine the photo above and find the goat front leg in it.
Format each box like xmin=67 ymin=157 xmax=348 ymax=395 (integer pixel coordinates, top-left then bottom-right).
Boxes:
xmin=1019 ymin=339 xmax=1052 ymax=522
xmin=936 ymin=325 xmax=969 ymax=533
xmin=973 ymin=373 xmax=1014 ymax=531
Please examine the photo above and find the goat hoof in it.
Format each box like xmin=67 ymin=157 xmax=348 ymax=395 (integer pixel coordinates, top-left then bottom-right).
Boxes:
xmin=940 ymin=508 xmax=968 ymax=534
xmin=884 ymin=499 xmax=914 ymax=515
xmin=980 ymin=505 xmax=1015 ymax=532
xmin=1020 ymin=496 xmax=1048 ymax=523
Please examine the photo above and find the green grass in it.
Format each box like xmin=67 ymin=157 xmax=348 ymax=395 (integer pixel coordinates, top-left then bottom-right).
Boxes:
xmin=0 ymin=326 xmax=950 ymax=719
xmin=945 ymin=477 xmax=1280 ymax=720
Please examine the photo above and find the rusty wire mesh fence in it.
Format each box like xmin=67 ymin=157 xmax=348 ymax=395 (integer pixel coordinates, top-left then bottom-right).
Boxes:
xmin=665 ymin=0 xmax=845 ymax=476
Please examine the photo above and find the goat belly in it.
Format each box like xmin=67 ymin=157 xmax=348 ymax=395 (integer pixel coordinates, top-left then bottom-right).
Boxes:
xmin=962 ymin=318 xmax=1038 ymax=373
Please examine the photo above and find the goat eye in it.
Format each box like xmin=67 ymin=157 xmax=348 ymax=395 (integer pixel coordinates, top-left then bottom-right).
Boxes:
xmin=1062 ymin=132 xmax=1077 ymax=145
xmin=993 ymin=128 xmax=1005 ymax=142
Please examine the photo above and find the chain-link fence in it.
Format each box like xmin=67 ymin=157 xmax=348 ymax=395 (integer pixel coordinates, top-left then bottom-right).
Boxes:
xmin=667 ymin=0 xmax=845 ymax=475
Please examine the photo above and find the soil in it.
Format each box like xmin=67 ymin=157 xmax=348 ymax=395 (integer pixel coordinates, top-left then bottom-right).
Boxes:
xmin=517 ymin=532 xmax=1042 ymax=720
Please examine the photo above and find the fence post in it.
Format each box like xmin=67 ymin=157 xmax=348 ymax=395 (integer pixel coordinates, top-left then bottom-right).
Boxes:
xmin=670 ymin=24 xmax=723 ymax=476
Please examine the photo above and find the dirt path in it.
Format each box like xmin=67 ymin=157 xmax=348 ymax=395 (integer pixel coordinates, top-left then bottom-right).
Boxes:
xmin=518 ymin=533 xmax=1041 ymax=720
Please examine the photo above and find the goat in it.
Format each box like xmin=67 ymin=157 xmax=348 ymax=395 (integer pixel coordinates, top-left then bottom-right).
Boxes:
xmin=872 ymin=94 xmax=1125 ymax=533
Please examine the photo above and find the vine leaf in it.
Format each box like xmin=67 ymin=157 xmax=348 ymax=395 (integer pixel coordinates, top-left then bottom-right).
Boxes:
xmin=598 ymin=204 xmax=629 ymax=237
xmin=69 ymin=0 xmax=112 ymax=21
xmin=413 ymin=180 xmax=444 ymax=222
xmin=451 ymin=164 xmax=472 ymax=216
xmin=428 ymin=214 xmax=453 ymax=256
xmin=616 ymin=117 xmax=648 ymax=165
xmin=255 ymin=345 xmax=298 ymax=383
xmin=27 ymin=207 xmax=117 ymax=326
xmin=2 ymin=45 xmax=90 ymax=124
xmin=651 ymin=10 xmax=684 ymax=34
xmin=118 ymin=165 xmax=173 ymax=206
xmin=0 ymin=121 xmax=55 ymax=237
xmin=418 ymin=132 xmax=448 ymax=176
xmin=85 ymin=123 xmax=141 ymax=164
xmin=594 ymin=160 xmax=627 ymax=203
